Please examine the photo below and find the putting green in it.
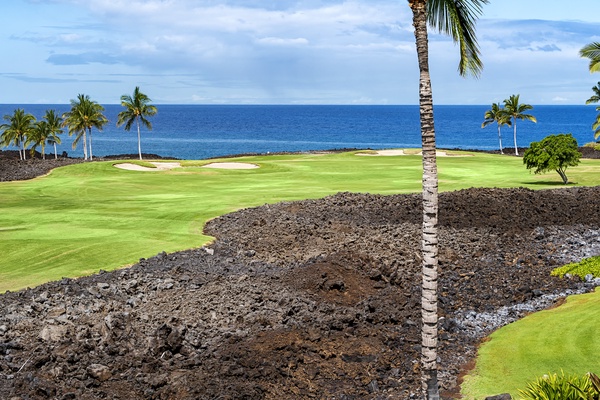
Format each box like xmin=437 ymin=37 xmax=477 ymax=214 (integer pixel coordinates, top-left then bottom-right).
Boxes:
xmin=1 ymin=150 xmax=599 ymax=292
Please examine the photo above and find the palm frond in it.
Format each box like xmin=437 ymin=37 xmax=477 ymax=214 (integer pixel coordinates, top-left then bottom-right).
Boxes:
xmin=427 ymin=0 xmax=488 ymax=77
xmin=580 ymin=42 xmax=600 ymax=73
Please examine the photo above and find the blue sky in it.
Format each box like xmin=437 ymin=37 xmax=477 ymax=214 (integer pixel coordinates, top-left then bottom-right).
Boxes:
xmin=1 ymin=0 xmax=599 ymax=105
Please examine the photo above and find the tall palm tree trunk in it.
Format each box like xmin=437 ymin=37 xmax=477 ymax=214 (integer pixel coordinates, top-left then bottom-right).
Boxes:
xmin=497 ymin=125 xmax=503 ymax=154
xmin=513 ymin=120 xmax=518 ymax=156
xmin=82 ymin=131 xmax=88 ymax=160
xmin=53 ymin=143 xmax=58 ymax=160
xmin=88 ymin=128 xmax=94 ymax=160
xmin=21 ymin=142 xmax=27 ymax=160
xmin=410 ymin=1 xmax=440 ymax=399
xmin=137 ymin=118 xmax=143 ymax=160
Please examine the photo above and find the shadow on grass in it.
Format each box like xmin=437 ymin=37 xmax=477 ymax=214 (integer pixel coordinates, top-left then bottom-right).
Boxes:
xmin=521 ymin=180 xmax=575 ymax=186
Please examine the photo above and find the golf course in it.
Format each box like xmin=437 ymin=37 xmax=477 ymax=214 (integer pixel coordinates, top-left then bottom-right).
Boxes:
xmin=3 ymin=149 xmax=600 ymax=292
xmin=1 ymin=149 xmax=600 ymax=398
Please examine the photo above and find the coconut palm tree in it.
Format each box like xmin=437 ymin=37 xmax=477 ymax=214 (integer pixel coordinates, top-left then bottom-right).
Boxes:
xmin=42 ymin=110 xmax=64 ymax=159
xmin=0 ymin=109 xmax=36 ymax=160
xmin=503 ymin=94 xmax=537 ymax=156
xmin=117 ymin=86 xmax=158 ymax=160
xmin=580 ymin=44 xmax=600 ymax=139
xmin=580 ymin=42 xmax=600 ymax=73
xmin=29 ymin=121 xmax=49 ymax=159
xmin=62 ymin=94 xmax=108 ymax=160
xmin=584 ymin=83 xmax=600 ymax=139
xmin=408 ymin=0 xmax=487 ymax=398
xmin=482 ymin=102 xmax=511 ymax=154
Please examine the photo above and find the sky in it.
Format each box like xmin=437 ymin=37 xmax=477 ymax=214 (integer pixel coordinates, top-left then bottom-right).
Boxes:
xmin=1 ymin=0 xmax=599 ymax=105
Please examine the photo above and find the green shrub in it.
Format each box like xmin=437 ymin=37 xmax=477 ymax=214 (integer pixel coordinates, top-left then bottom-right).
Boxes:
xmin=551 ymin=256 xmax=600 ymax=280
xmin=518 ymin=371 xmax=600 ymax=399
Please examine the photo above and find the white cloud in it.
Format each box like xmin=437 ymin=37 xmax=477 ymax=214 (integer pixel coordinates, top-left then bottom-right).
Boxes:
xmin=1 ymin=1 xmax=599 ymax=104
xmin=256 ymin=37 xmax=309 ymax=46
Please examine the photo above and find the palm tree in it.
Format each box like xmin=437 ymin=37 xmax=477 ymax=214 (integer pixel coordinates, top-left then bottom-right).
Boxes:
xmin=580 ymin=42 xmax=600 ymax=73
xmin=503 ymin=94 xmax=537 ymax=156
xmin=482 ymin=102 xmax=511 ymax=154
xmin=583 ymin=83 xmax=600 ymax=140
xmin=0 ymin=109 xmax=36 ymax=160
xmin=117 ymin=86 xmax=158 ymax=160
xmin=42 ymin=110 xmax=64 ymax=159
xmin=29 ymin=121 xmax=49 ymax=159
xmin=62 ymin=94 xmax=108 ymax=160
xmin=408 ymin=0 xmax=487 ymax=398
xmin=580 ymin=44 xmax=600 ymax=139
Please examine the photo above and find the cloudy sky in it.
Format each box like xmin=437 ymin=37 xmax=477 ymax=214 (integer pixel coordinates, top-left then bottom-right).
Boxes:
xmin=1 ymin=0 xmax=599 ymax=105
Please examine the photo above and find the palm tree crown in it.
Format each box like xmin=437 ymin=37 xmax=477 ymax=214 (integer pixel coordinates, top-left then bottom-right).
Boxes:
xmin=117 ymin=86 xmax=158 ymax=160
xmin=408 ymin=1 xmax=487 ymax=399
xmin=580 ymin=42 xmax=600 ymax=73
xmin=503 ymin=94 xmax=537 ymax=156
xmin=62 ymin=94 xmax=108 ymax=160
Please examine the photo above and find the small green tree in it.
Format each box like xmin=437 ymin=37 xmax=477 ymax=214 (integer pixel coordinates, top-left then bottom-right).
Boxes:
xmin=523 ymin=133 xmax=581 ymax=184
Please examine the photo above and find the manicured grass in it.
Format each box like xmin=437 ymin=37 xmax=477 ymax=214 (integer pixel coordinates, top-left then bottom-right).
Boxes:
xmin=461 ymin=287 xmax=600 ymax=399
xmin=1 ymin=150 xmax=599 ymax=292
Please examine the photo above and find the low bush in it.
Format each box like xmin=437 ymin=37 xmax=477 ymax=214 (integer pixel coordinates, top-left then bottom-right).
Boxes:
xmin=551 ymin=256 xmax=600 ymax=280
xmin=518 ymin=371 xmax=600 ymax=399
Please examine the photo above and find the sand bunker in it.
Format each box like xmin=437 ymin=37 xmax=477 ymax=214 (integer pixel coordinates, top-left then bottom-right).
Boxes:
xmin=114 ymin=162 xmax=181 ymax=171
xmin=357 ymin=149 xmax=467 ymax=157
xmin=202 ymin=162 xmax=259 ymax=170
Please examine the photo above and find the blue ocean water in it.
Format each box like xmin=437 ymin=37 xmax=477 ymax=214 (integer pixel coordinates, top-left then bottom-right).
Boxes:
xmin=0 ymin=104 xmax=597 ymax=160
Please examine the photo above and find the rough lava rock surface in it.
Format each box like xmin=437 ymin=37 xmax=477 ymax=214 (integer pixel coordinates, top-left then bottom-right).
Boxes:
xmin=1 ymin=151 xmax=600 ymax=399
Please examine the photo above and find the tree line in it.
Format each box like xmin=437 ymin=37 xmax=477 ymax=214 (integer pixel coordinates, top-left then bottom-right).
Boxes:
xmin=0 ymin=86 xmax=157 ymax=161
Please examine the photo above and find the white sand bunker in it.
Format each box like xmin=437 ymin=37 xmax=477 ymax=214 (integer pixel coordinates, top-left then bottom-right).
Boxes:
xmin=202 ymin=162 xmax=259 ymax=170
xmin=357 ymin=149 xmax=468 ymax=157
xmin=114 ymin=162 xmax=181 ymax=171
xmin=357 ymin=149 xmax=407 ymax=156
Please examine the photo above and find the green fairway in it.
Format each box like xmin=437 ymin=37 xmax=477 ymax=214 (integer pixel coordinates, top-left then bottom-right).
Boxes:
xmin=461 ymin=287 xmax=600 ymax=399
xmin=1 ymin=149 xmax=599 ymax=292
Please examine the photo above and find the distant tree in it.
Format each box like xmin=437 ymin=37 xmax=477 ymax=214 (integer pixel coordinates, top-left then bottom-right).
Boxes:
xmin=580 ymin=42 xmax=600 ymax=73
xmin=523 ymin=133 xmax=581 ymax=184
xmin=117 ymin=86 xmax=158 ymax=160
xmin=503 ymin=94 xmax=537 ymax=156
xmin=584 ymin=82 xmax=600 ymax=140
xmin=42 ymin=110 xmax=64 ymax=159
xmin=62 ymin=94 xmax=108 ymax=160
xmin=482 ymin=102 xmax=511 ymax=154
xmin=0 ymin=109 xmax=36 ymax=160
xmin=29 ymin=121 xmax=49 ymax=159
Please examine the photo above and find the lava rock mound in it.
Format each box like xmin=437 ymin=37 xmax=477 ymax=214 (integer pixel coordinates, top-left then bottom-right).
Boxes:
xmin=1 ymin=184 xmax=600 ymax=399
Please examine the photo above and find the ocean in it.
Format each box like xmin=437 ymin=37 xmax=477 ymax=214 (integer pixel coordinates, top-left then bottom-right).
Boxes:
xmin=0 ymin=104 xmax=597 ymax=160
